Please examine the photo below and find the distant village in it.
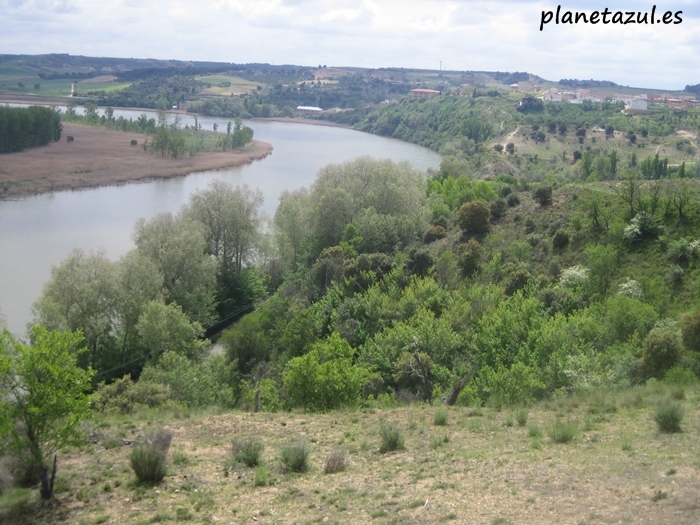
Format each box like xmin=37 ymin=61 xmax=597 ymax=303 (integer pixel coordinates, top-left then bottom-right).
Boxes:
xmin=295 ymin=76 xmax=699 ymax=115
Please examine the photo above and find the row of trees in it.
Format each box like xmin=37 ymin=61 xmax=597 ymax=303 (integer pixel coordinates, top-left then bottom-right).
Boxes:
xmin=0 ymin=105 xmax=62 ymax=153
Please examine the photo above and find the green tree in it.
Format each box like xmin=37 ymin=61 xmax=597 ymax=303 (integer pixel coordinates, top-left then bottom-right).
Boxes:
xmin=458 ymin=200 xmax=491 ymax=235
xmin=136 ymin=301 xmax=209 ymax=361
xmin=184 ymin=181 xmax=264 ymax=273
xmin=283 ymin=333 xmax=368 ymax=412
xmin=134 ymin=213 xmax=217 ymax=326
xmin=0 ymin=327 xmax=94 ymax=499
xmin=274 ymin=189 xmax=309 ymax=271
xmin=32 ymin=248 xmax=117 ymax=371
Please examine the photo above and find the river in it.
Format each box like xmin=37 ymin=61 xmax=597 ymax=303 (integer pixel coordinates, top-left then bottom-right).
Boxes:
xmin=0 ymin=108 xmax=441 ymax=336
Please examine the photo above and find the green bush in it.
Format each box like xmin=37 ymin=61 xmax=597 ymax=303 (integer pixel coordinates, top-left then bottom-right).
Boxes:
xmin=507 ymin=193 xmax=520 ymax=207
xmin=283 ymin=333 xmax=368 ymax=412
xmin=130 ymin=430 xmax=172 ymax=483
xmin=423 ymin=225 xmax=448 ymax=244
xmin=241 ymin=378 xmax=281 ymax=412
xmin=91 ymin=375 xmax=172 ymax=414
xmin=232 ymin=437 xmax=264 ymax=468
xmin=533 ymin=186 xmax=553 ymax=206
xmin=280 ymin=439 xmax=310 ymax=473
xmin=527 ymin=423 xmax=543 ymax=438
xmin=548 ymin=419 xmax=577 ymax=443
xmin=140 ymin=352 xmax=238 ymax=408
xmin=379 ymin=422 xmax=405 ymax=453
xmin=477 ymin=363 xmax=545 ymax=407
xmin=504 ymin=269 xmax=531 ymax=297
xmin=552 ymin=229 xmax=570 ymax=250
xmin=515 ymin=409 xmax=528 ymax=427
xmin=623 ymin=212 xmax=662 ymax=242
xmin=681 ymin=309 xmax=700 ymax=353
xmin=433 ymin=408 xmax=449 ymax=426
xmin=254 ymin=466 xmax=273 ymax=486
xmin=457 ymin=239 xmax=482 ymax=277
xmin=663 ymin=366 xmax=698 ymax=385
xmin=458 ymin=200 xmax=491 ymax=235
xmin=641 ymin=328 xmax=683 ymax=380
xmin=489 ymin=199 xmax=508 ymax=221
xmin=654 ymin=401 xmax=684 ymax=433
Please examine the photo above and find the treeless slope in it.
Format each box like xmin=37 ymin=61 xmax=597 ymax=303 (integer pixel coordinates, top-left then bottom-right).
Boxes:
xmin=0 ymin=122 xmax=272 ymax=199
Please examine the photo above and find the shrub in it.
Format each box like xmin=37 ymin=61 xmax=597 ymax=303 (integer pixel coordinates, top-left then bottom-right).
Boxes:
xmin=641 ymin=328 xmax=683 ymax=379
xmin=379 ymin=422 xmax=405 ymax=453
xmin=433 ymin=408 xmax=449 ymax=426
xmin=324 ymin=449 xmax=347 ymax=474
xmin=91 ymin=375 xmax=172 ymax=414
xmin=617 ymin=278 xmax=642 ymax=298
xmin=558 ymin=265 xmax=589 ymax=289
xmin=654 ymin=401 xmax=684 ymax=433
xmin=489 ymin=199 xmax=508 ymax=221
xmin=283 ymin=333 xmax=368 ymax=412
xmin=552 ymin=229 xmax=570 ymax=250
xmin=457 ymin=239 xmax=481 ymax=277
xmin=515 ymin=409 xmax=528 ymax=427
xmin=254 ymin=466 xmax=273 ymax=486
xmin=130 ymin=429 xmax=172 ymax=483
xmin=504 ymin=269 xmax=531 ymax=296
xmin=548 ymin=419 xmax=577 ymax=443
xmin=506 ymin=193 xmax=520 ymax=207
xmin=280 ymin=439 xmax=310 ymax=473
xmin=232 ymin=437 xmax=264 ymax=468
xmin=527 ymin=423 xmax=543 ymax=438
xmin=623 ymin=212 xmax=662 ymax=242
xmin=362 ymin=374 xmax=386 ymax=399
xmin=664 ymin=365 xmax=698 ymax=385
xmin=458 ymin=200 xmax=491 ymax=235
xmin=681 ymin=310 xmax=700 ymax=353
xmin=533 ymin=186 xmax=553 ymax=206
xmin=500 ymin=186 xmax=512 ymax=198
xmin=524 ymin=217 xmax=536 ymax=233
xmin=423 ymin=225 xmax=448 ymax=244
xmin=477 ymin=363 xmax=545 ymax=407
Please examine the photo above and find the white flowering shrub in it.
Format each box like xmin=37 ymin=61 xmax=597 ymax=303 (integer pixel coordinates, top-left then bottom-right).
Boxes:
xmin=617 ymin=278 xmax=642 ymax=298
xmin=623 ymin=212 xmax=661 ymax=242
xmin=558 ymin=265 xmax=590 ymax=288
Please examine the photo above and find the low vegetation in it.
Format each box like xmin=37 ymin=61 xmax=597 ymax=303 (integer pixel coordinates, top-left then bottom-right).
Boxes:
xmin=0 ymin=381 xmax=697 ymax=524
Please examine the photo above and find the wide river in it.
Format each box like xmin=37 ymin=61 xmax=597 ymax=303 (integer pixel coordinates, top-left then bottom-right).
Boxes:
xmin=0 ymin=108 xmax=441 ymax=336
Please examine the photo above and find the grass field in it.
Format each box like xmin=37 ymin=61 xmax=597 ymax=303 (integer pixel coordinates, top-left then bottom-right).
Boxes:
xmin=196 ymin=74 xmax=262 ymax=95
xmin=2 ymin=382 xmax=699 ymax=525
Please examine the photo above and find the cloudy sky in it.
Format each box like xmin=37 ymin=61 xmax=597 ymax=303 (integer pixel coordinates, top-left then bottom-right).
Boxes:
xmin=1 ymin=0 xmax=699 ymax=90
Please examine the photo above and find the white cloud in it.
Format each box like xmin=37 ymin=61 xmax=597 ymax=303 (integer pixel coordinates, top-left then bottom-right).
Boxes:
xmin=0 ymin=0 xmax=698 ymax=89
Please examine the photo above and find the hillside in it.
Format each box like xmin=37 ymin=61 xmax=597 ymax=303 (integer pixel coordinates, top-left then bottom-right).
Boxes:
xmin=3 ymin=383 xmax=700 ymax=524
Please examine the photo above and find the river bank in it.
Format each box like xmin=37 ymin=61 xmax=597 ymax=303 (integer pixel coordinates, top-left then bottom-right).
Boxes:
xmin=0 ymin=122 xmax=272 ymax=200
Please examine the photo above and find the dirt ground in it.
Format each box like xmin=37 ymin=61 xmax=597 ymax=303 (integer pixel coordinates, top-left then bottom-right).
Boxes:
xmin=0 ymin=122 xmax=272 ymax=199
xmin=11 ymin=386 xmax=700 ymax=525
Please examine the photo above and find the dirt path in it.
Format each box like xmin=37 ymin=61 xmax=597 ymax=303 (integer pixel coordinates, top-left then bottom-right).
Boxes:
xmin=502 ymin=126 xmax=520 ymax=147
xmin=0 ymin=122 xmax=272 ymax=200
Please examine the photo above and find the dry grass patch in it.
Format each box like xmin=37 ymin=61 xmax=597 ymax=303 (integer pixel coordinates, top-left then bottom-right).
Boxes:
xmin=4 ymin=384 xmax=699 ymax=524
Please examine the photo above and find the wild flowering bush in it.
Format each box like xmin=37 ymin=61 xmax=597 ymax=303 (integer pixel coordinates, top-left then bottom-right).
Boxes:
xmin=623 ymin=213 xmax=662 ymax=242
xmin=617 ymin=278 xmax=642 ymax=298
xmin=558 ymin=265 xmax=590 ymax=289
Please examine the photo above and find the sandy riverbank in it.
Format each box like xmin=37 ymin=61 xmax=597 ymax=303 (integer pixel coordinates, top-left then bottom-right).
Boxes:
xmin=0 ymin=122 xmax=273 ymax=200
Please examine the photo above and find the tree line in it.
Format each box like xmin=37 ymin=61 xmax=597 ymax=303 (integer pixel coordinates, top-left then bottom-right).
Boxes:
xmin=0 ymin=105 xmax=62 ymax=154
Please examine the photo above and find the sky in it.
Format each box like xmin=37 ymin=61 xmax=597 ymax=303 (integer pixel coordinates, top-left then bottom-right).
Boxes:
xmin=1 ymin=0 xmax=699 ymax=90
